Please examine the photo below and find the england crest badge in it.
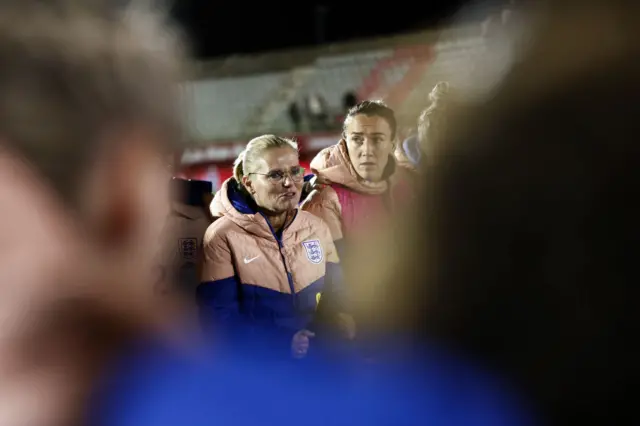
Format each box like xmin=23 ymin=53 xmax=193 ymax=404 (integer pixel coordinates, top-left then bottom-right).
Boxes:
xmin=178 ymin=238 xmax=198 ymax=260
xmin=302 ymin=239 xmax=323 ymax=264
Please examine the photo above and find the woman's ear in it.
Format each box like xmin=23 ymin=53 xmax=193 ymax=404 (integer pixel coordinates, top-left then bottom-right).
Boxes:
xmin=242 ymin=175 xmax=254 ymax=195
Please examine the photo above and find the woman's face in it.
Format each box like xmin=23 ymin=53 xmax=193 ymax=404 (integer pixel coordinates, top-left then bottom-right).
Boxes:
xmin=345 ymin=114 xmax=395 ymax=182
xmin=243 ymin=147 xmax=303 ymax=214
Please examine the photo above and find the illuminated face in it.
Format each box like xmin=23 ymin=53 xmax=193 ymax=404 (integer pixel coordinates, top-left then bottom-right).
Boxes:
xmin=243 ymin=147 xmax=304 ymax=214
xmin=345 ymin=114 xmax=394 ymax=182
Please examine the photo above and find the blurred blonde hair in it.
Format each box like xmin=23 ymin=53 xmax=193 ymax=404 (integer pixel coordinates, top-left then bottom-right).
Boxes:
xmin=0 ymin=0 xmax=186 ymax=205
xmin=418 ymin=82 xmax=456 ymax=151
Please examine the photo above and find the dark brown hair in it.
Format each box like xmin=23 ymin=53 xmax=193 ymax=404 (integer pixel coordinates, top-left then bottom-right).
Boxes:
xmin=343 ymin=100 xmax=397 ymax=140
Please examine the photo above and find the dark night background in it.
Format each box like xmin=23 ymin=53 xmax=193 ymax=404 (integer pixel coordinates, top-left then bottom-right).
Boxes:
xmin=170 ymin=0 xmax=479 ymax=59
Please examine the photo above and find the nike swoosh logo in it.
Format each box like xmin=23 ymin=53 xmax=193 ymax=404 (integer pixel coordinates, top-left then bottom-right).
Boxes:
xmin=243 ymin=255 xmax=260 ymax=264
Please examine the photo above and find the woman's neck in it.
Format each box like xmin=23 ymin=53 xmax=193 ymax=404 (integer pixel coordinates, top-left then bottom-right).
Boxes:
xmin=262 ymin=210 xmax=288 ymax=233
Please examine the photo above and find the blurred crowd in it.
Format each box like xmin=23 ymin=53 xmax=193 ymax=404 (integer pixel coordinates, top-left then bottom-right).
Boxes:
xmin=0 ymin=1 xmax=638 ymax=426
xmin=287 ymin=90 xmax=359 ymax=133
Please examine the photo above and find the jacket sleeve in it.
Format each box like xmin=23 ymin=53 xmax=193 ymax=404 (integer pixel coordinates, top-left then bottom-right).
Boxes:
xmin=197 ymin=226 xmax=241 ymax=338
xmin=321 ymin=236 xmax=348 ymax=314
xmin=301 ymin=187 xmax=343 ymax=243
xmin=311 ymin=223 xmax=349 ymax=334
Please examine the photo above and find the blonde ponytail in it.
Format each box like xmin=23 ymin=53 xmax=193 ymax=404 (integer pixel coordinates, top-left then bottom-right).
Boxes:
xmin=429 ymin=81 xmax=451 ymax=105
xmin=418 ymin=81 xmax=455 ymax=147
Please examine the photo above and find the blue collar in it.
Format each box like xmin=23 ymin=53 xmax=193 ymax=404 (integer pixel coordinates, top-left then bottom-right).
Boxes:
xmin=227 ymin=179 xmax=259 ymax=214
xmin=402 ymin=136 xmax=423 ymax=166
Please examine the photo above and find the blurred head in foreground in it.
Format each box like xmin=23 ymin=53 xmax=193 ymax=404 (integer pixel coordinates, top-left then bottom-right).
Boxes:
xmin=0 ymin=1 xmax=184 ymax=424
xmin=350 ymin=1 xmax=639 ymax=425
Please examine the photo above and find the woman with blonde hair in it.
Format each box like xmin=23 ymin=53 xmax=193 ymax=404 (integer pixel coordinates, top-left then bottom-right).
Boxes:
xmin=197 ymin=135 xmax=349 ymax=359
